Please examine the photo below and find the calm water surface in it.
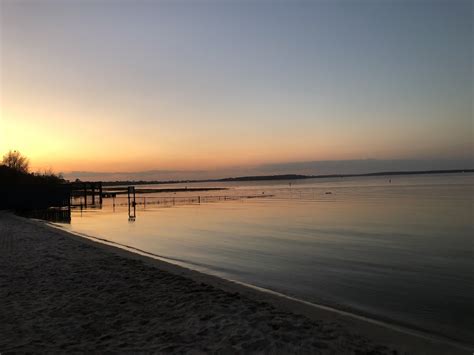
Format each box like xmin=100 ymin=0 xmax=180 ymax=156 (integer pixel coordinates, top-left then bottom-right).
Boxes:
xmin=58 ymin=174 xmax=474 ymax=345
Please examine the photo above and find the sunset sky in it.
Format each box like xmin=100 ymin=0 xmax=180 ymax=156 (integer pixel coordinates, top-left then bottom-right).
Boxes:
xmin=1 ymin=0 xmax=472 ymax=180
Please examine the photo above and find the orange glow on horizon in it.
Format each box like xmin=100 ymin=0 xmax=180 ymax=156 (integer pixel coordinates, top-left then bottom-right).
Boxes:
xmin=1 ymin=101 xmax=470 ymax=175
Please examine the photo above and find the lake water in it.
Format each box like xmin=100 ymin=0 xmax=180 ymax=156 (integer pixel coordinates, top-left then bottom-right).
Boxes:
xmin=57 ymin=173 xmax=474 ymax=346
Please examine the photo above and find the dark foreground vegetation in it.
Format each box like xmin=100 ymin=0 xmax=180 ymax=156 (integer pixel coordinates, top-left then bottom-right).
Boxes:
xmin=0 ymin=165 xmax=65 ymax=185
xmin=0 ymin=151 xmax=69 ymax=210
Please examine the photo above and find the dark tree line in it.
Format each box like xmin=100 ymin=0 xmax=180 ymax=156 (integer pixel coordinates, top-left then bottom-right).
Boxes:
xmin=0 ymin=150 xmax=66 ymax=184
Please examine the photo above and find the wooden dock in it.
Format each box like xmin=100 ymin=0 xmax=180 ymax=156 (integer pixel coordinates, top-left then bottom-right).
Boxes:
xmin=71 ymin=181 xmax=103 ymax=208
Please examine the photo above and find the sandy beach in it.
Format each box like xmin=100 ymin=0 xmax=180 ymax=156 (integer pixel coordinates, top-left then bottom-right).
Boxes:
xmin=0 ymin=212 xmax=467 ymax=354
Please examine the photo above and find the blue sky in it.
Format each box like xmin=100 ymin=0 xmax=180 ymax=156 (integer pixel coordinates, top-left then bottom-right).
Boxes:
xmin=1 ymin=0 xmax=472 ymax=179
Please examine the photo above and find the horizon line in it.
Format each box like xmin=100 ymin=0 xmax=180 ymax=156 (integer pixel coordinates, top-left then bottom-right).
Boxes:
xmin=76 ymin=168 xmax=474 ymax=184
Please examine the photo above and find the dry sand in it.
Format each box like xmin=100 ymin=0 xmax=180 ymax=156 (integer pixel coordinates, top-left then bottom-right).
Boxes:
xmin=0 ymin=212 xmax=468 ymax=353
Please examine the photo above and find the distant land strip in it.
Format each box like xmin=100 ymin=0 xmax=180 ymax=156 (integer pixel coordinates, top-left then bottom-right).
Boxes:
xmin=102 ymin=187 xmax=227 ymax=194
xmin=100 ymin=169 xmax=473 ymax=186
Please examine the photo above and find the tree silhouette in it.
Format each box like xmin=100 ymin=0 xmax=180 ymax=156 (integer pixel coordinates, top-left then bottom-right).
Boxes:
xmin=2 ymin=150 xmax=30 ymax=173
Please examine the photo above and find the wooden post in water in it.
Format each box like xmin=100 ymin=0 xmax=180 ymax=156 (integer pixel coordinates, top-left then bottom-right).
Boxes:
xmin=91 ymin=183 xmax=95 ymax=205
xmin=99 ymin=182 xmax=103 ymax=205
xmin=83 ymin=182 xmax=87 ymax=208
xmin=128 ymin=186 xmax=136 ymax=220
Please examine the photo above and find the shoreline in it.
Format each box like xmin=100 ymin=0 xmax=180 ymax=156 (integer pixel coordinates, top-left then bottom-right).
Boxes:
xmin=44 ymin=221 xmax=474 ymax=351
xmin=98 ymin=169 xmax=474 ymax=186
xmin=1 ymin=212 xmax=470 ymax=353
xmin=100 ymin=187 xmax=228 ymax=195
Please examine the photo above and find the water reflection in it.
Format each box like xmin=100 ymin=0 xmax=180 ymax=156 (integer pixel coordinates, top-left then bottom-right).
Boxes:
xmin=58 ymin=174 xmax=474 ymax=345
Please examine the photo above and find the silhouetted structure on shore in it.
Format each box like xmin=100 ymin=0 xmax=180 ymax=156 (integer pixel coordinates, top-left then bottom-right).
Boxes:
xmin=0 ymin=183 xmax=72 ymax=210
xmin=0 ymin=165 xmax=71 ymax=211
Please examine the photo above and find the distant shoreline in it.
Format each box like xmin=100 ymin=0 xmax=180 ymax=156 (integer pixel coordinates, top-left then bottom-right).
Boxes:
xmin=101 ymin=187 xmax=227 ymax=194
xmin=100 ymin=168 xmax=473 ymax=186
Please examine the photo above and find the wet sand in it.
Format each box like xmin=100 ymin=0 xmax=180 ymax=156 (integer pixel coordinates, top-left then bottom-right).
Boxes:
xmin=0 ymin=212 xmax=467 ymax=353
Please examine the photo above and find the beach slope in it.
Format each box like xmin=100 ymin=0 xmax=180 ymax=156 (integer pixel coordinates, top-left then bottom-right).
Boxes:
xmin=0 ymin=212 xmax=465 ymax=353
